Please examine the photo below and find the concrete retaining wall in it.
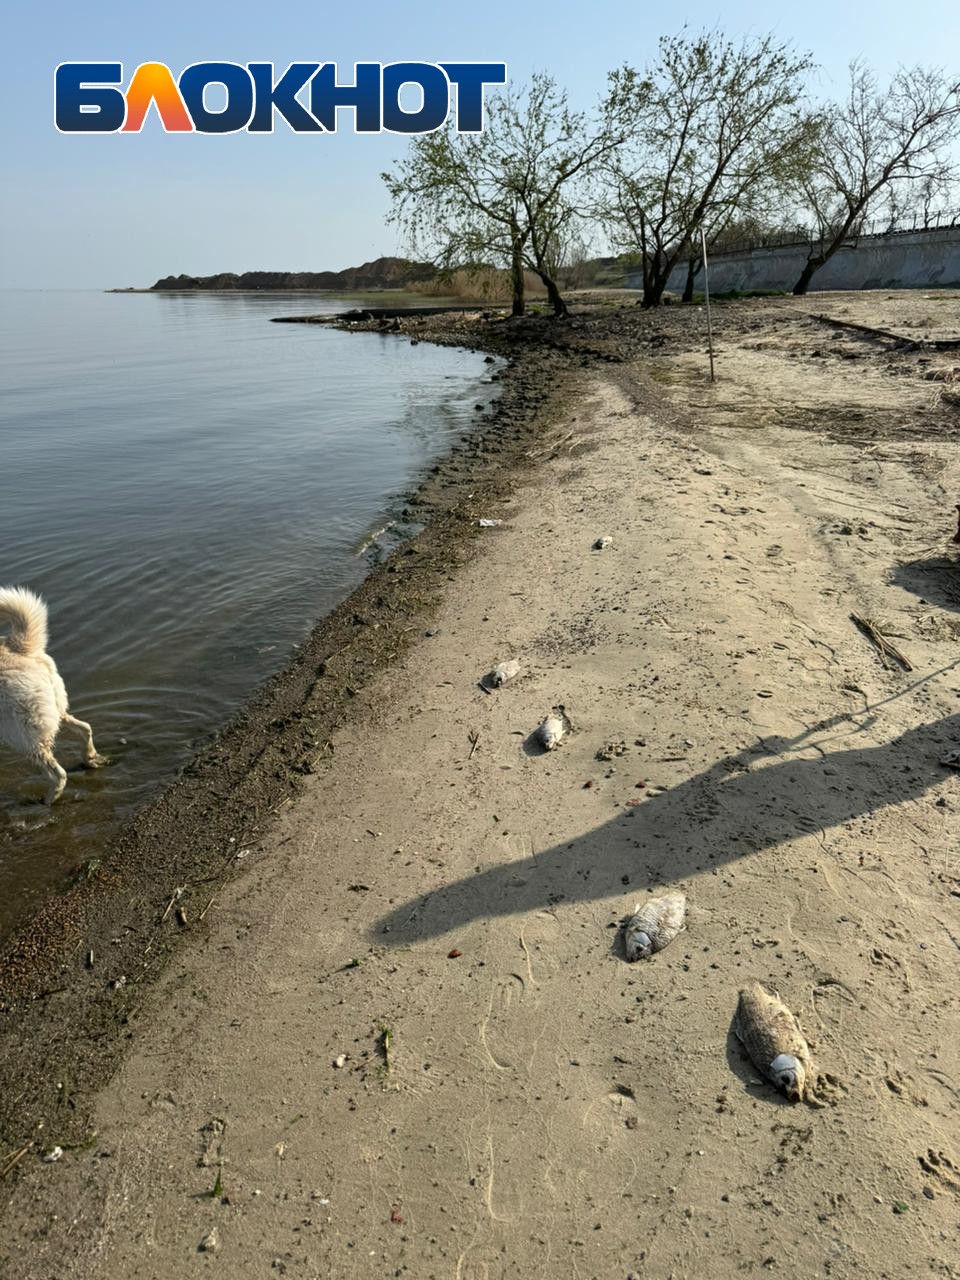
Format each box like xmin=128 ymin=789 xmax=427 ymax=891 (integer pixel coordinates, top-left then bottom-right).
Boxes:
xmin=626 ymin=226 xmax=960 ymax=294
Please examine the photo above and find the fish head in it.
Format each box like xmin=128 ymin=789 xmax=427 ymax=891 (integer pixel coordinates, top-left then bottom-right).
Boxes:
xmin=626 ymin=930 xmax=653 ymax=961
xmin=770 ymin=1053 xmax=806 ymax=1102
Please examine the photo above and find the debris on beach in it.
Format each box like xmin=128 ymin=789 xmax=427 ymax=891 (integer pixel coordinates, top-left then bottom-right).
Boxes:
xmin=478 ymin=518 xmax=503 ymax=528
xmin=596 ymin=740 xmax=628 ymax=761
xmin=850 ymin=612 xmax=913 ymax=671
xmin=940 ymin=749 xmax=960 ymax=769
xmin=198 ymin=1227 xmax=220 ymax=1253
xmin=733 ymin=983 xmax=813 ymax=1103
xmin=593 ymin=536 xmax=612 ymax=550
xmin=40 ymin=1146 xmax=63 ymax=1163
xmin=378 ymin=1027 xmax=394 ymax=1074
xmin=333 ymin=1054 xmax=347 ymax=1069
xmin=485 ymin=659 xmax=521 ymax=688
xmin=536 ymin=706 xmax=572 ymax=751
xmin=623 ymin=892 xmax=686 ymax=960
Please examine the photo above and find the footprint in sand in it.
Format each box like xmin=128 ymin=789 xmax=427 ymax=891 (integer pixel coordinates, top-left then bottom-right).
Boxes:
xmin=578 ymin=1082 xmax=648 ymax=1148
xmin=868 ymin=946 xmax=912 ymax=992
xmin=918 ymin=1149 xmax=960 ymax=1195
xmin=477 ymin=913 xmax=560 ymax=1073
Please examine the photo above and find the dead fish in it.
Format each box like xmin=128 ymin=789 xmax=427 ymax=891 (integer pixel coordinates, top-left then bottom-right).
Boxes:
xmin=733 ymin=982 xmax=813 ymax=1103
xmin=536 ymin=705 xmax=572 ymax=751
xmin=592 ymin=536 xmax=612 ymax=550
xmin=487 ymin=659 xmax=521 ymax=688
xmin=623 ymin=892 xmax=686 ymax=960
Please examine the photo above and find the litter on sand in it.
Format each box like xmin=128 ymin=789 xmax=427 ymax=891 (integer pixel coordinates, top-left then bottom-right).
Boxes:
xmin=478 ymin=518 xmax=503 ymax=528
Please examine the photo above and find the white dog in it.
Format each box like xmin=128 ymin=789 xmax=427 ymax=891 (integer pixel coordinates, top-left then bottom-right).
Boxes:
xmin=0 ymin=586 xmax=105 ymax=803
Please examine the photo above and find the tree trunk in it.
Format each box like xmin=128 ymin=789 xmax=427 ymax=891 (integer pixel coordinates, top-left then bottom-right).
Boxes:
xmin=640 ymin=245 xmax=675 ymax=308
xmin=510 ymin=234 xmax=525 ymax=316
xmin=792 ymin=256 xmax=823 ymax=296
xmin=792 ymin=226 xmax=854 ymax=295
xmin=642 ymin=279 xmax=666 ymax=308
xmin=682 ymin=256 xmax=701 ymax=303
xmin=642 ymin=259 xmax=669 ymax=308
xmin=537 ymin=271 xmax=569 ymax=318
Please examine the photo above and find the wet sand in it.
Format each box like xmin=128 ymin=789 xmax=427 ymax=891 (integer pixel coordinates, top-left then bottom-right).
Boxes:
xmin=1 ymin=292 xmax=959 ymax=1279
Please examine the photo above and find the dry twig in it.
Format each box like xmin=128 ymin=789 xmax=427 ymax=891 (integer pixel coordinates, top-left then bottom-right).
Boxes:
xmin=850 ymin=613 xmax=913 ymax=671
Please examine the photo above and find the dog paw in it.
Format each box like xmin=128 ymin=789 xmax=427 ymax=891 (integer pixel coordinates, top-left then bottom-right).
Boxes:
xmin=84 ymin=753 xmax=109 ymax=770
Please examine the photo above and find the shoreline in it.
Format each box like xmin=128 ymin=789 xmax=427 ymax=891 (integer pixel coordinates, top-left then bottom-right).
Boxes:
xmin=2 ymin=293 xmax=957 ymax=1278
xmin=0 ymin=307 xmax=597 ymax=1151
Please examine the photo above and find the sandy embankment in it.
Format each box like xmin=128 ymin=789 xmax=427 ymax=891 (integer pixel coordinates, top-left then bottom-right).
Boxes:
xmin=2 ymin=295 xmax=960 ymax=1279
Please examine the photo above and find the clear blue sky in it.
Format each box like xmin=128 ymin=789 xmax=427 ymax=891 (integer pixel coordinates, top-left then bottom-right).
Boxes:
xmin=2 ymin=0 xmax=957 ymax=289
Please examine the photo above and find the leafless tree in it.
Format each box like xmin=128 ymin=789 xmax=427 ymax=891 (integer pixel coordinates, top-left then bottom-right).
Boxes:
xmin=791 ymin=63 xmax=960 ymax=294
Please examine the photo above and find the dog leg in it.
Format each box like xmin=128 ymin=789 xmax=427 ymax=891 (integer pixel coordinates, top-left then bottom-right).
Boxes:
xmin=34 ymin=747 xmax=67 ymax=804
xmin=61 ymin=713 xmax=107 ymax=767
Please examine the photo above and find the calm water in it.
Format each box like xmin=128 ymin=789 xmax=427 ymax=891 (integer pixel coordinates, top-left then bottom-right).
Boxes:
xmin=0 ymin=289 xmax=496 ymax=935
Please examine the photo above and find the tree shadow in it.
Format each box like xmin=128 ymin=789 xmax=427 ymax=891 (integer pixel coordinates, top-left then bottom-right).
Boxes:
xmin=890 ymin=554 xmax=960 ymax=614
xmin=373 ymin=714 xmax=960 ymax=943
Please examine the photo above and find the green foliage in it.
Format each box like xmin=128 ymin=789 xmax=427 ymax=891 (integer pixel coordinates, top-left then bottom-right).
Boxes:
xmin=383 ymin=75 xmax=624 ymax=315
xmin=601 ymin=29 xmax=818 ymax=305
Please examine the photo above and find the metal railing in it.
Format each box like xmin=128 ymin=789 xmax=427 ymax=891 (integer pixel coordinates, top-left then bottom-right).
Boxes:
xmin=711 ymin=209 xmax=960 ymax=257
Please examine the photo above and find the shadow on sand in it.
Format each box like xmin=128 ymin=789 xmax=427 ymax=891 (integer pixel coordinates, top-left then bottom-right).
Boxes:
xmin=891 ymin=553 xmax=960 ymax=614
xmin=373 ymin=714 xmax=960 ymax=943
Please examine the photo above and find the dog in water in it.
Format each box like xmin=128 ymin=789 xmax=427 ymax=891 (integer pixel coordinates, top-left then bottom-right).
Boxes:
xmin=0 ymin=586 xmax=105 ymax=803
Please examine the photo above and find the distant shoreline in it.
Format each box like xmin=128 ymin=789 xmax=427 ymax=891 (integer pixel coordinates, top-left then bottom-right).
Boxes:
xmin=105 ymin=286 xmax=425 ymax=295
xmin=118 ymin=255 xmax=439 ymax=295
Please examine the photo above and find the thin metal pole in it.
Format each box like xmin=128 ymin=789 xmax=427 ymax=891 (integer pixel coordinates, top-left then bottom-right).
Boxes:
xmin=700 ymin=226 xmax=715 ymax=382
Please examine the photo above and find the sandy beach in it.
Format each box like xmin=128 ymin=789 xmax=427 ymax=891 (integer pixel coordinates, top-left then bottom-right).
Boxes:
xmin=2 ymin=293 xmax=959 ymax=1279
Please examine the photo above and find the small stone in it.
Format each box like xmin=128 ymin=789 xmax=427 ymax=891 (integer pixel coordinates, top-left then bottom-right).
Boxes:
xmin=199 ymin=1227 xmax=220 ymax=1252
xmin=333 ymin=1054 xmax=347 ymax=1069
xmin=922 ymin=1186 xmax=935 ymax=1200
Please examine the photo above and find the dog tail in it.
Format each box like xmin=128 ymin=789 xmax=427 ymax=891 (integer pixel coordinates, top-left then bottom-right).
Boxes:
xmin=0 ymin=586 xmax=49 ymax=656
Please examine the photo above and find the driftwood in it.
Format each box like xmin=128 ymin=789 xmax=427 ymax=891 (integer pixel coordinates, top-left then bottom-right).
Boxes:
xmin=809 ymin=313 xmax=960 ymax=352
xmin=850 ymin=613 xmax=913 ymax=671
